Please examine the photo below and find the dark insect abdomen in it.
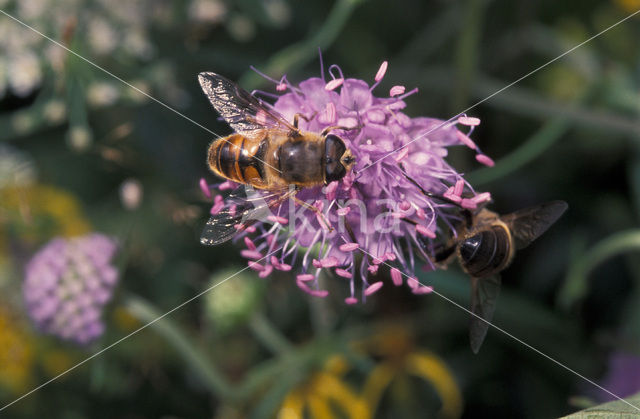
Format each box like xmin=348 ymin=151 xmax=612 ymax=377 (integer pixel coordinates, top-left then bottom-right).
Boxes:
xmin=208 ymin=134 xmax=264 ymax=185
xmin=277 ymin=139 xmax=323 ymax=184
xmin=459 ymin=226 xmax=511 ymax=278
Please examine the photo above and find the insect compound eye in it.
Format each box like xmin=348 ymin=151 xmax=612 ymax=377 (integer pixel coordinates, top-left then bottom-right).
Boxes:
xmin=324 ymin=134 xmax=347 ymax=183
xmin=325 ymin=134 xmax=346 ymax=159
xmin=459 ymin=233 xmax=483 ymax=264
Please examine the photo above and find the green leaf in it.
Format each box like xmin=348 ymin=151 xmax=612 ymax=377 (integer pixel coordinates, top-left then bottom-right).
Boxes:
xmin=558 ymin=230 xmax=640 ymax=309
xmin=560 ymin=391 xmax=640 ymax=418
xmin=239 ymin=0 xmax=366 ymax=90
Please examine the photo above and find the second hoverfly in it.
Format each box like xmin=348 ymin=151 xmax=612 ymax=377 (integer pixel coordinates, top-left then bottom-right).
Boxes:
xmin=197 ymin=73 xmax=356 ymax=246
xmin=430 ymin=199 xmax=568 ymax=353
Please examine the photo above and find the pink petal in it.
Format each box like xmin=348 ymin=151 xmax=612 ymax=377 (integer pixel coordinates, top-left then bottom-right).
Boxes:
xmin=256 ymin=110 xmax=268 ymax=125
xmin=443 ymin=191 xmax=462 ymax=203
xmin=307 ymin=288 xmax=329 ymax=298
xmin=472 ymin=192 xmax=492 ymax=205
xmin=267 ymin=215 xmax=288 ymax=225
xmin=258 ymin=264 xmax=273 ymax=278
xmin=416 ymin=224 xmax=436 ymax=238
xmin=210 ymin=196 xmax=224 ymax=214
xmin=297 ymin=273 xmax=315 ymax=282
xmin=453 ymin=179 xmax=465 ymax=197
xmin=456 ymin=130 xmax=477 ymax=150
xmin=244 ymin=237 xmax=256 ymax=251
xmin=337 ymin=207 xmax=351 ymax=216
xmin=324 ymin=181 xmax=338 ymax=201
xmin=345 ymin=296 xmax=358 ymax=305
xmin=364 ymin=282 xmax=383 ymax=296
xmin=199 ymin=178 xmax=211 ymax=199
xmin=276 ymin=83 xmax=287 ymax=91
xmin=389 ymin=85 xmax=406 ymax=96
xmin=390 ymin=268 xmax=403 ymax=286
xmin=461 ymin=198 xmax=477 ymax=210
xmin=339 ymin=242 xmax=359 ymax=252
xmin=368 ymin=264 xmax=379 ymax=274
xmin=325 ymin=102 xmax=336 ymax=124
xmin=394 ymin=147 xmax=410 ymax=162
xmin=457 ymin=116 xmax=481 ymax=126
xmin=407 ymin=277 xmax=420 ymax=289
xmin=241 ymin=250 xmax=263 ymax=260
xmin=412 ymin=286 xmax=433 ymax=295
xmin=275 ymin=263 xmax=291 ymax=271
xmin=325 ymin=78 xmax=344 ymax=91
xmin=335 ymin=268 xmax=352 ymax=278
xmin=320 ymin=256 xmax=339 ymax=268
xmin=476 ymin=154 xmax=495 ymax=167
xmin=219 ymin=181 xmax=236 ymax=191
xmin=375 ymin=61 xmax=388 ymax=82
xmin=248 ymin=261 xmax=264 ymax=271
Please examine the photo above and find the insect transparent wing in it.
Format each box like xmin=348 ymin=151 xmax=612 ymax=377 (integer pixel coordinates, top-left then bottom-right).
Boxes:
xmin=198 ymin=72 xmax=296 ymax=138
xmin=200 ymin=186 xmax=295 ymax=246
xmin=501 ymin=201 xmax=568 ymax=250
xmin=469 ymin=275 xmax=501 ymax=354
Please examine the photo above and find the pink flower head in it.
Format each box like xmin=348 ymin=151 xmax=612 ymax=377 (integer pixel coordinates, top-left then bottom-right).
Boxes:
xmin=201 ymin=60 xmax=490 ymax=302
xmin=23 ymin=234 xmax=119 ymax=345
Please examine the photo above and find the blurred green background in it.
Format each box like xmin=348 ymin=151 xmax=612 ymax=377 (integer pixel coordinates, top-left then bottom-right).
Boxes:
xmin=1 ymin=0 xmax=640 ymax=417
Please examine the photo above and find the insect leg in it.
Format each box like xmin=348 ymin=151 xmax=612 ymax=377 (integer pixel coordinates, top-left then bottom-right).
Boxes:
xmin=320 ymin=124 xmax=363 ymax=137
xmin=292 ymin=196 xmax=334 ymax=232
xmin=292 ymin=112 xmax=318 ymax=129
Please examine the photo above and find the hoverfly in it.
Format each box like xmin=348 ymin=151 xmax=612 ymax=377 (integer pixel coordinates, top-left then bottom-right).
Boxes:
xmin=197 ymin=73 xmax=356 ymax=245
xmin=431 ymin=199 xmax=568 ymax=353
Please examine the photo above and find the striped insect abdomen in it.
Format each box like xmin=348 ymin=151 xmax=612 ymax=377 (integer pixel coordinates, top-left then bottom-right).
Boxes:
xmin=459 ymin=225 xmax=512 ymax=278
xmin=208 ymin=134 xmax=266 ymax=187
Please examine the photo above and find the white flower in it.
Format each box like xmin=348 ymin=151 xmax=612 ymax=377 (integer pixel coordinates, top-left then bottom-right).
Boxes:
xmin=227 ymin=15 xmax=256 ymax=42
xmin=43 ymin=100 xmax=67 ymax=123
xmin=119 ymin=179 xmax=143 ymax=210
xmin=68 ymin=126 xmax=93 ymax=151
xmin=189 ymin=0 xmax=227 ymax=24
xmin=87 ymin=82 xmax=120 ymax=107
xmin=8 ymin=52 xmax=42 ymax=97
xmin=87 ymin=17 xmax=118 ymax=56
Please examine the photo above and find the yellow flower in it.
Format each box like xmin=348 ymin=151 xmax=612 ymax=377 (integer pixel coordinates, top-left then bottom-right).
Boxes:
xmin=0 ymin=307 xmax=34 ymax=394
xmin=0 ymin=184 xmax=91 ymax=242
xmin=112 ymin=306 xmax=142 ymax=332
xmin=277 ymin=355 xmax=370 ymax=419
xmin=614 ymin=0 xmax=640 ymax=14
xmin=359 ymin=327 xmax=463 ymax=419
xmin=41 ymin=349 xmax=75 ymax=378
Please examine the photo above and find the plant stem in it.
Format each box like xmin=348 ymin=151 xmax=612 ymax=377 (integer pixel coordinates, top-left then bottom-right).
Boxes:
xmin=559 ymin=230 xmax=640 ymax=309
xmin=123 ymin=294 xmax=236 ymax=401
xmin=451 ymin=0 xmax=486 ymax=112
xmin=249 ymin=312 xmax=293 ymax=355
xmin=239 ymin=0 xmax=366 ymax=90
